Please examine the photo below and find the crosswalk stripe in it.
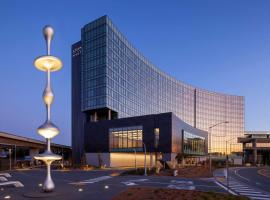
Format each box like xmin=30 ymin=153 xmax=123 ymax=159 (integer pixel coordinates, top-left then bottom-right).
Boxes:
xmin=237 ymin=190 xmax=261 ymax=193
xmin=250 ymin=197 xmax=270 ymax=200
xmin=230 ymin=186 xmax=250 ymax=188
xmin=230 ymin=186 xmax=250 ymax=190
xmin=246 ymin=194 xmax=270 ymax=197
xmin=217 ymin=177 xmax=270 ymax=200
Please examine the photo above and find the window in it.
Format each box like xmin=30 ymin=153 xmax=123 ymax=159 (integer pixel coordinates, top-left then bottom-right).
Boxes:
xmin=109 ymin=126 xmax=143 ymax=152
xmin=154 ymin=128 xmax=160 ymax=149
xmin=183 ymin=131 xmax=206 ymax=156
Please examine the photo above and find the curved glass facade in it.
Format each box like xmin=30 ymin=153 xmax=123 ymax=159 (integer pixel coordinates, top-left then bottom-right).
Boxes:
xmin=80 ymin=16 xmax=244 ymax=154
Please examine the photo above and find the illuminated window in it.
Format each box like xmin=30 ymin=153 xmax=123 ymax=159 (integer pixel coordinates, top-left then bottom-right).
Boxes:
xmin=154 ymin=128 xmax=160 ymax=149
xmin=256 ymin=143 xmax=270 ymax=148
xmin=109 ymin=126 xmax=143 ymax=151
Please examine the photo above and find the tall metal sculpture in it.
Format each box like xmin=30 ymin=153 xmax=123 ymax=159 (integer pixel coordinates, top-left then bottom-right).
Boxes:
xmin=34 ymin=26 xmax=62 ymax=192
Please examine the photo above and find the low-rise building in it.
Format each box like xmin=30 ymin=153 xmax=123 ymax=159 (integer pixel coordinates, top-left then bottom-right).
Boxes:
xmin=0 ymin=131 xmax=71 ymax=170
xmin=84 ymin=112 xmax=208 ymax=167
xmin=238 ymin=131 xmax=270 ymax=165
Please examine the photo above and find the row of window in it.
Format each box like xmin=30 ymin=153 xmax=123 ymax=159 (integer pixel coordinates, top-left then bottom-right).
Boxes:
xmin=109 ymin=126 xmax=143 ymax=151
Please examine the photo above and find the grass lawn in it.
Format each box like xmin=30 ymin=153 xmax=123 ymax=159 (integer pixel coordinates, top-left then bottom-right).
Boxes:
xmin=112 ymin=187 xmax=249 ymax=200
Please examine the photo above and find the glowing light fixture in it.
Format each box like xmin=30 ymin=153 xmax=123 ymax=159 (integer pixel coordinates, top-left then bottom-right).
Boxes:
xmin=33 ymin=25 xmax=62 ymax=192
xmin=4 ymin=196 xmax=11 ymax=199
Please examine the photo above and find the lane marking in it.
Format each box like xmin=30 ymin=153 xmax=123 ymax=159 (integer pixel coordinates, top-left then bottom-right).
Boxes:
xmin=167 ymin=184 xmax=195 ymax=190
xmin=234 ymin=169 xmax=250 ymax=181
xmin=250 ymin=197 xmax=270 ymax=200
xmin=121 ymin=178 xmax=148 ymax=186
xmin=70 ymin=176 xmax=112 ymax=185
xmin=0 ymin=177 xmax=8 ymax=182
xmin=122 ymin=182 xmax=137 ymax=186
xmin=237 ymin=190 xmax=261 ymax=193
xmin=0 ymin=181 xmax=24 ymax=187
xmin=126 ymin=179 xmax=148 ymax=182
xmin=239 ymin=194 xmax=270 ymax=197
xmin=0 ymin=173 xmax=11 ymax=178
xmin=230 ymin=186 xmax=250 ymax=189
xmin=171 ymin=180 xmax=193 ymax=185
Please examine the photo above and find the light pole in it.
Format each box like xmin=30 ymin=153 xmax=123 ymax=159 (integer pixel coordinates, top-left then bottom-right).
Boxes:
xmin=208 ymin=121 xmax=229 ymax=174
xmin=62 ymin=147 xmax=64 ymax=169
xmin=143 ymin=143 xmax=147 ymax=176
xmin=33 ymin=26 xmax=63 ymax=193
xmin=9 ymin=149 xmax=11 ymax=171
xmin=133 ymin=148 xmax=137 ymax=171
xmin=226 ymin=142 xmax=238 ymax=188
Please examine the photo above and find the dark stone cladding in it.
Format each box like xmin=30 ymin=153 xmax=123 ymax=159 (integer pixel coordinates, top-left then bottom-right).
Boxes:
xmin=71 ymin=41 xmax=86 ymax=164
xmin=84 ymin=112 xmax=208 ymax=154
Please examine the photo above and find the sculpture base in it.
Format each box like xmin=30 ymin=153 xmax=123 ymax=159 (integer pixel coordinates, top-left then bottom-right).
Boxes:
xmin=23 ymin=191 xmax=61 ymax=198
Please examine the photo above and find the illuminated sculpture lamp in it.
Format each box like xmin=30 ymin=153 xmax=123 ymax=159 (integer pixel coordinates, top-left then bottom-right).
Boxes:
xmin=34 ymin=26 xmax=62 ymax=192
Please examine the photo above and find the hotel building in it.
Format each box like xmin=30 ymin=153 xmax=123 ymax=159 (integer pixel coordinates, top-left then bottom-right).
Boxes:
xmin=72 ymin=16 xmax=244 ymax=167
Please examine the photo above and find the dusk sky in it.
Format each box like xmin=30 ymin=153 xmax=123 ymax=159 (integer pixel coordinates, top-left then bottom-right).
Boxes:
xmin=1 ymin=0 xmax=270 ymax=146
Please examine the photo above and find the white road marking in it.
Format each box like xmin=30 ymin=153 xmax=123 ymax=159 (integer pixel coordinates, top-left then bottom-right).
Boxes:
xmin=167 ymin=184 xmax=195 ymax=190
xmin=250 ymin=197 xmax=270 ymax=200
xmin=234 ymin=169 xmax=250 ymax=181
xmin=70 ymin=176 xmax=112 ymax=185
xmin=121 ymin=178 xmax=195 ymax=190
xmin=0 ymin=173 xmax=11 ymax=178
xmin=240 ymin=194 xmax=270 ymax=197
xmin=237 ymin=191 xmax=260 ymax=194
xmin=126 ymin=179 xmax=148 ymax=183
xmin=122 ymin=182 xmax=138 ymax=186
xmin=214 ymin=181 xmax=237 ymax=195
xmin=0 ymin=177 xmax=8 ymax=182
xmin=171 ymin=180 xmax=193 ymax=185
xmin=0 ymin=181 xmax=24 ymax=187
xmin=121 ymin=178 xmax=148 ymax=186
xmin=216 ymin=176 xmax=270 ymax=200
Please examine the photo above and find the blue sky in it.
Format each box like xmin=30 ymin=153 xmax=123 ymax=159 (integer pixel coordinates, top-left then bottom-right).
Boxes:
xmin=1 ymin=0 xmax=270 ymax=145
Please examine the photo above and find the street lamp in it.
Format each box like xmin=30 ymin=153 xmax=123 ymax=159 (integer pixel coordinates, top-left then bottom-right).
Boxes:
xmin=8 ymin=149 xmax=11 ymax=171
xmin=225 ymin=141 xmax=238 ymax=188
xmin=208 ymin=121 xmax=229 ymax=174
xmin=33 ymin=26 xmax=62 ymax=192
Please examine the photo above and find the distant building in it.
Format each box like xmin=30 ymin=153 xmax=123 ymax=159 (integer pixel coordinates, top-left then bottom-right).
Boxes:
xmin=238 ymin=131 xmax=270 ymax=165
xmin=72 ymin=15 xmax=244 ymax=167
xmin=0 ymin=131 xmax=71 ymax=170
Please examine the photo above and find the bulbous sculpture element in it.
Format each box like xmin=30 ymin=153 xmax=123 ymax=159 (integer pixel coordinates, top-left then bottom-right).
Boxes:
xmin=43 ymin=25 xmax=54 ymax=55
xmin=37 ymin=121 xmax=60 ymax=139
xmin=43 ymin=83 xmax=54 ymax=105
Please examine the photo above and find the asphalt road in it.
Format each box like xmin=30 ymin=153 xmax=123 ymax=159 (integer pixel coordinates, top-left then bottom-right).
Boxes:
xmin=0 ymin=169 xmax=226 ymax=200
xmin=230 ymin=167 xmax=270 ymax=194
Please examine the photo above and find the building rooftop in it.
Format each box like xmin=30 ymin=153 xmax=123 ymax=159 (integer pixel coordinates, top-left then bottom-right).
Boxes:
xmin=0 ymin=131 xmax=71 ymax=149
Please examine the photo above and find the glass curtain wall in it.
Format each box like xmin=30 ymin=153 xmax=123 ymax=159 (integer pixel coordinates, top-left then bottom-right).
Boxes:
xmin=183 ymin=131 xmax=206 ymax=156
